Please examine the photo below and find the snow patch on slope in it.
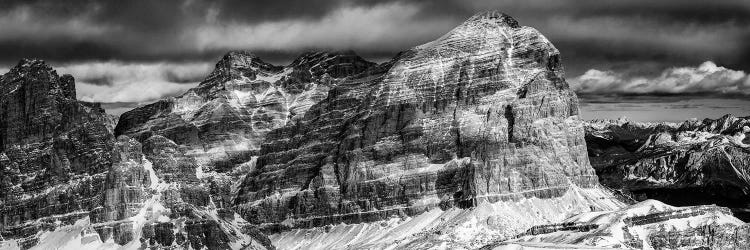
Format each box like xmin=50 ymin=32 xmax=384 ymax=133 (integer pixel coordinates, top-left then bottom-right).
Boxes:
xmin=270 ymin=185 xmax=624 ymax=250
xmin=23 ymin=217 xmax=118 ymax=250
xmin=141 ymin=156 xmax=160 ymax=189
xmin=511 ymin=199 xmax=744 ymax=249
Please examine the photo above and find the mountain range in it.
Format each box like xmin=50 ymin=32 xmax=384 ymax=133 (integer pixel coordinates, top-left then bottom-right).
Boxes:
xmin=1 ymin=10 xmax=749 ymax=250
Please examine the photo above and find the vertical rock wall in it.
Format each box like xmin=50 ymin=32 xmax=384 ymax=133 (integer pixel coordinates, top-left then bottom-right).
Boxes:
xmin=0 ymin=59 xmax=115 ymax=248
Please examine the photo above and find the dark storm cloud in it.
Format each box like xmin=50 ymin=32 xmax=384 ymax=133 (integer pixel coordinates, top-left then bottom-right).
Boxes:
xmin=449 ymin=0 xmax=750 ymax=74
xmin=55 ymin=62 xmax=212 ymax=103
xmin=1 ymin=0 xmax=747 ymax=69
xmin=1 ymin=0 xmax=748 ymax=104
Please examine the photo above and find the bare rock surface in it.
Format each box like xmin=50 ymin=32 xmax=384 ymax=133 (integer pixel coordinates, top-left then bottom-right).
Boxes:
xmin=0 ymin=59 xmax=115 ymax=248
xmin=114 ymin=50 xmax=375 ymax=171
xmin=585 ymin=115 xmax=750 ymax=220
xmin=4 ymin=9 xmax=748 ymax=250
xmin=235 ymin=10 xmax=602 ymax=235
xmin=0 ymin=60 xmax=274 ymax=250
xmin=87 ymin=135 xmax=274 ymax=250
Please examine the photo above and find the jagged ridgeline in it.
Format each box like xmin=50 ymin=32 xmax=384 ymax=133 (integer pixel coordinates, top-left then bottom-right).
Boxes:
xmin=2 ymin=10 xmax=748 ymax=250
xmin=586 ymin=115 xmax=750 ymax=220
xmin=0 ymin=10 xmax=614 ymax=250
xmin=114 ymin=50 xmax=375 ymax=171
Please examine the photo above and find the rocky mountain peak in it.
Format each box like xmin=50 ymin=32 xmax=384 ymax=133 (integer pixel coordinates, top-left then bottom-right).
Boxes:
xmin=671 ymin=114 xmax=750 ymax=134
xmin=200 ymin=50 xmax=283 ymax=88
xmin=0 ymin=58 xmax=76 ymax=100
xmin=217 ymin=50 xmax=258 ymax=67
xmin=234 ymin=12 xmax=601 ymax=242
xmin=704 ymin=113 xmax=741 ymax=133
xmin=10 ymin=58 xmax=52 ymax=72
xmin=3 ymin=58 xmax=58 ymax=79
xmin=3 ymin=59 xmax=55 ymax=81
xmin=464 ymin=10 xmax=520 ymax=29
xmin=216 ymin=50 xmax=281 ymax=72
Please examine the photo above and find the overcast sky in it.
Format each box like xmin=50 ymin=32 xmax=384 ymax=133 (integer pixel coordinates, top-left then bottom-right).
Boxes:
xmin=1 ymin=0 xmax=749 ymax=120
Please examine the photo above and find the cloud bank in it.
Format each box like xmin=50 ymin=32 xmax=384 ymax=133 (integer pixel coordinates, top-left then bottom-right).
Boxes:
xmin=2 ymin=0 xmax=749 ymax=111
xmin=190 ymin=2 xmax=458 ymax=52
xmin=1 ymin=0 xmax=748 ymax=75
xmin=571 ymin=61 xmax=750 ymax=96
xmin=55 ymin=62 xmax=213 ymax=103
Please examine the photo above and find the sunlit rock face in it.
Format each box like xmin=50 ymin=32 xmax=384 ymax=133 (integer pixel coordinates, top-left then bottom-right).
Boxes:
xmin=235 ymin=10 xmax=600 ymax=231
xmin=586 ymin=114 xmax=750 ymax=220
xmin=0 ymin=59 xmax=115 ymax=248
xmin=114 ymin=50 xmax=375 ymax=171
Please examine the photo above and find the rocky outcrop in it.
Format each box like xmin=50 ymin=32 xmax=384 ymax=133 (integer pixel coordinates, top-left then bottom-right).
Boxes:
xmin=235 ymin=10 xmax=600 ymax=233
xmin=585 ymin=115 xmax=750 ymax=220
xmin=0 ymin=59 xmax=115 ymax=248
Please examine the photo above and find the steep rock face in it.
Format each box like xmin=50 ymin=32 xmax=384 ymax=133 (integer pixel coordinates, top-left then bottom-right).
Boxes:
xmin=114 ymin=50 xmax=375 ymax=171
xmin=585 ymin=115 xmax=750 ymax=220
xmin=87 ymin=136 xmax=274 ymax=249
xmin=107 ymin=50 xmax=374 ymax=249
xmin=235 ymin=11 xmax=600 ymax=233
xmin=0 ymin=59 xmax=114 ymax=248
xmin=0 ymin=60 xmax=275 ymax=250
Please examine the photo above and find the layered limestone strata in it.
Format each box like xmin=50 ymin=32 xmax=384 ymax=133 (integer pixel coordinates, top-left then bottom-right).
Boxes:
xmin=8 ymin=8 xmax=747 ymax=250
xmin=106 ymin=50 xmax=375 ymax=249
xmin=235 ymin=11 xmax=601 ymax=231
xmin=271 ymin=186 xmax=623 ymax=249
xmin=0 ymin=60 xmax=274 ymax=250
xmin=114 ymin=50 xmax=375 ymax=170
xmin=585 ymin=115 xmax=750 ymax=220
xmin=0 ymin=59 xmax=115 ymax=248
xmin=86 ymin=136 xmax=273 ymax=249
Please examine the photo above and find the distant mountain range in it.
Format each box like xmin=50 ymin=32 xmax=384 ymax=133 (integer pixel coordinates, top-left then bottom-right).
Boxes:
xmin=586 ymin=115 xmax=750 ymax=220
